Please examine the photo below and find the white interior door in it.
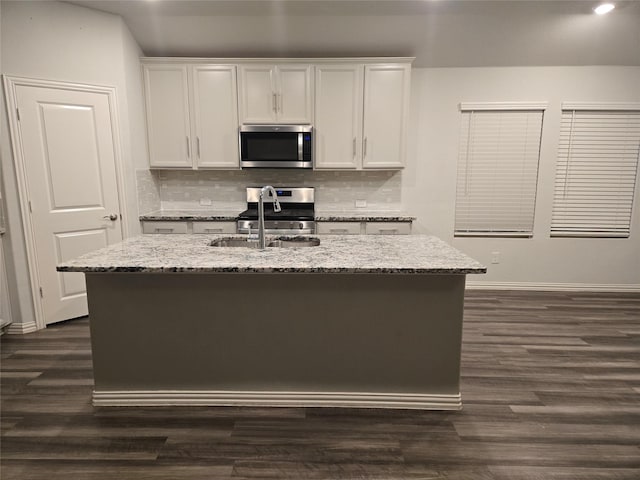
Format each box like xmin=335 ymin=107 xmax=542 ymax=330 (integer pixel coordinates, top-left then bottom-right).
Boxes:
xmin=15 ymin=84 xmax=123 ymax=325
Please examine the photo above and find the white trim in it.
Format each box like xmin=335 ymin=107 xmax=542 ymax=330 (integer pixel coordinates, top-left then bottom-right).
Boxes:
xmin=561 ymin=101 xmax=640 ymax=111
xmin=466 ymin=282 xmax=640 ymax=293
xmin=5 ymin=321 xmax=38 ymax=335
xmin=142 ymin=57 xmax=416 ymax=65
xmin=2 ymin=75 xmax=129 ymax=330
xmin=455 ymin=232 xmax=533 ymax=238
xmin=459 ymin=101 xmax=548 ymax=111
xmin=92 ymin=390 xmax=462 ymax=410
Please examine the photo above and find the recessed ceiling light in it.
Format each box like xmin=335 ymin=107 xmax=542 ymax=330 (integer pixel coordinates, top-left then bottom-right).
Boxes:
xmin=594 ymin=3 xmax=615 ymax=15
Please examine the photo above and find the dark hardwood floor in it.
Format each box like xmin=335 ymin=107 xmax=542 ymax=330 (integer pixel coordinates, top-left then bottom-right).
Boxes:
xmin=1 ymin=290 xmax=639 ymax=479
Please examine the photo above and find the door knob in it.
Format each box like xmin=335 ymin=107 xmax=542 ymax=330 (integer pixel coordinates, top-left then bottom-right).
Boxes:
xmin=103 ymin=214 xmax=118 ymax=221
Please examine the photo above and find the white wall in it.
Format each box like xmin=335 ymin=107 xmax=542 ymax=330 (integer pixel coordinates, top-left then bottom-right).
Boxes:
xmin=406 ymin=66 xmax=640 ymax=288
xmin=0 ymin=0 xmax=147 ymax=326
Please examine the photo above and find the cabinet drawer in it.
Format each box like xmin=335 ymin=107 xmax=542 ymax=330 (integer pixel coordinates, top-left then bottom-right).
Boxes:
xmin=364 ymin=222 xmax=411 ymax=235
xmin=142 ymin=221 xmax=188 ymax=234
xmin=192 ymin=222 xmax=237 ymax=234
xmin=316 ymin=222 xmax=362 ymax=235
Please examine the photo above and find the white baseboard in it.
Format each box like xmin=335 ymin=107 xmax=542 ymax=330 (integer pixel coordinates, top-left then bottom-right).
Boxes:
xmin=466 ymin=281 xmax=640 ymax=293
xmin=5 ymin=321 xmax=38 ymax=335
xmin=92 ymin=390 xmax=462 ymax=410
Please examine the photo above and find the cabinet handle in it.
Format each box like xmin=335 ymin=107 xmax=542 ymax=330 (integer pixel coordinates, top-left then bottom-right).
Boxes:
xmin=156 ymin=228 xmax=174 ymax=234
xmin=204 ymin=228 xmax=223 ymax=233
xmin=197 ymin=137 xmax=201 ymax=158
xmin=186 ymin=136 xmax=190 ymax=158
xmin=330 ymin=228 xmax=349 ymax=234
xmin=378 ymin=229 xmax=398 ymax=234
xmin=353 ymin=138 xmax=356 ymax=157
xmin=364 ymin=137 xmax=368 ymax=157
xmin=272 ymin=93 xmax=277 ymax=113
xmin=278 ymin=93 xmax=282 ymax=113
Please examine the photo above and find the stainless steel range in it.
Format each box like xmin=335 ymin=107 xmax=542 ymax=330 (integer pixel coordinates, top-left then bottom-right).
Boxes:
xmin=237 ymin=187 xmax=315 ymax=234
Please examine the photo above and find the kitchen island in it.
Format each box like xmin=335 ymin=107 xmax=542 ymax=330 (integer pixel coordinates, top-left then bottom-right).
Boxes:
xmin=58 ymin=234 xmax=485 ymax=410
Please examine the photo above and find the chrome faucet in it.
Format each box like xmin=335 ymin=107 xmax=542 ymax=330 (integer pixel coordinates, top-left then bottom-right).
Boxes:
xmin=258 ymin=185 xmax=281 ymax=249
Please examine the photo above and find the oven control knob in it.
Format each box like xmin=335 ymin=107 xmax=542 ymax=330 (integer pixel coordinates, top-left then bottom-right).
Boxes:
xmin=299 ymin=223 xmax=304 ymax=229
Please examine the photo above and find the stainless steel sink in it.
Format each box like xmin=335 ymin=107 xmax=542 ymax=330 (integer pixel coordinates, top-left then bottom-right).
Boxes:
xmin=267 ymin=236 xmax=321 ymax=248
xmin=209 ymin=236 xmax=320 ymax=248
xmin=209 ymin=237 xmax=260 ymax=248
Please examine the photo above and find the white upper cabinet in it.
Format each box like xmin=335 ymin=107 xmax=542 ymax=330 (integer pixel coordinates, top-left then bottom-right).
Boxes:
xmin=314 ymin=64 xmax=364 ymax=170
xmin=143 ymin=62 xmax=239 ymax=169
xmin=314 ymin=62 xmax=411 ymax=170
xmin=190 ymin=65 xmax=239 ymax=169
xmin=362 ymin=64 xmax=411 ymax=169
xmin=238 ymin=64 xmax=313 ymax=124
xmin=143 ymin=64 xmax=192 ymax=168
xmin=142 ymin=58 xmax=411 ymax=170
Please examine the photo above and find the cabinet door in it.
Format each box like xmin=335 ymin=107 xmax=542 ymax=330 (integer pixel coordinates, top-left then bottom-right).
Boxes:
xmin=191 ymin=65 xmax=240 ymax=169
xmin=314 ymin=65 xmax=363 ymax=169
xmin=142 ymin=221 xmax=188 ymax=234
xmin=364 ymin=222 xmax=412 ymax=235
xmin=277 ymin=65 xmax=313 ymax=124
xmin=362 ymin=64 xmax=410 ymax=169
xmin=238 ymin=65 xmax=277 ymax=124
xmin=192 ymin=222 xmax=237 ymax=234
xmin=143 ymin=64 xmax=193 ymax=168
xmin=316 ymin=222 xmax=362 ymax=235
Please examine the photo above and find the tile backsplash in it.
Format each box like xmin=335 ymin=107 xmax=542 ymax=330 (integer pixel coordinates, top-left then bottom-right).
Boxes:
xmin=146 ymin=169 xmax=403 ymax=212
xmin=136 ymin=168 xmax=162 ymax=214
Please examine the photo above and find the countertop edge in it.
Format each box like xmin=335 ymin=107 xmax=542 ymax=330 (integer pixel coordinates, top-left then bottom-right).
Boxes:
xmin=58 ymin=266 xmax=487 ymax=274
xmin=139 ymin=212 xmax=416 ymax=222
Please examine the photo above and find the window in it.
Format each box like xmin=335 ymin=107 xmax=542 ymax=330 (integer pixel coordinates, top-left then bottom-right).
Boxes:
xmin=455 ymin=102 xmax=546 ymax=237
xmin=551 ymin=103 xmax=640 ymax=238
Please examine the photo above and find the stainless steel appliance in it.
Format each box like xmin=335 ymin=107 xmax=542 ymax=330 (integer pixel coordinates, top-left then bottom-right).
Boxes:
xmin=237 ymin=187 xmax=315 ymax=234
xmin=239 ymin=125 xmax=312 ymax=169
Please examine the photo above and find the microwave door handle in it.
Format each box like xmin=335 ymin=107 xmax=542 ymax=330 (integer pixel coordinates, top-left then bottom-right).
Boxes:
xmin=298 ymin=132 xmax=303 ymax=161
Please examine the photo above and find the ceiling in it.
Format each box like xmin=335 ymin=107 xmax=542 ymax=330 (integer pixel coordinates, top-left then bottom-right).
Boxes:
xmin=65 ymin=0 xmax=640 ymax=67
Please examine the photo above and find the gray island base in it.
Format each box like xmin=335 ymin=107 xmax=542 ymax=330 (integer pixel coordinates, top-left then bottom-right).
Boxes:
xmin=59 ymin=235 xmax=486 ymax=410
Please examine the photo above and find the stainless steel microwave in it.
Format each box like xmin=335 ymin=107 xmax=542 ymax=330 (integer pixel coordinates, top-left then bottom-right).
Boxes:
xmin=239 ymin=125 xmax=312 ymax=169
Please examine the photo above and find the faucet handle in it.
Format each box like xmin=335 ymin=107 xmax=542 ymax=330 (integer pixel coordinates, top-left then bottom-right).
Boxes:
xmin=273 ymin=197 xmax=282 ymax=212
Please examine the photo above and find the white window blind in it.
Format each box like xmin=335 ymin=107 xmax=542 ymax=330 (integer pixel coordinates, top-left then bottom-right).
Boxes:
xmin=455 ymin=104 xmax=545 ymax=237
xmin=551 ymin=105 xmax=640 ymax=238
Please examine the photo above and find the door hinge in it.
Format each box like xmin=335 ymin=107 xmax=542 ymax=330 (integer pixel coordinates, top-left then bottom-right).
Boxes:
xmin=39 ymin=287 xmax=43 ymax=298
xmin=16 ymin=108 xmax=21 ymax=121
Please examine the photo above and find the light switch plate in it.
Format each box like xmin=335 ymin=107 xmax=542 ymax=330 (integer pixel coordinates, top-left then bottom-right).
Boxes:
xmin=355 ymin=199 xmax=367 ymax=208
xmin=199 ymin=198 xmax=212 ymax=206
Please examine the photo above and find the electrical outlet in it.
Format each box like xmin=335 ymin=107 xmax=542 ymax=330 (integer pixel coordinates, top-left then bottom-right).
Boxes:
xmin=199 ymin=198 xmax=212 ymax=206
xmin=355 ymin=199 xmax=367 ymax=208
xmin=491 ymin=251 xmax=500 ymax=264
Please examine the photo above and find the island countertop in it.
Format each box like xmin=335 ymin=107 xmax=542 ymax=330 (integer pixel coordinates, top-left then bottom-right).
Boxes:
xmin=57 ymin=234 xmax=486 ymax=274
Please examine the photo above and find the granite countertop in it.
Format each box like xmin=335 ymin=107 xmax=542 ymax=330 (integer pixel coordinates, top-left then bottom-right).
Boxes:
xmin=139 ymin=209 xmax=240 ymax=221
xmin=140 ymin=210 xmax=415 ymax=222
xmin=57 ymin=234 xmax=486 ymax=275
xmin=315 ymin=210 xmax=415 ymax=222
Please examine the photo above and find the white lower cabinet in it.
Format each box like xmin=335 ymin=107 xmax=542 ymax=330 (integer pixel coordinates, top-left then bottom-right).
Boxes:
xmin=316 ymin=222 xmax=362 ymax=235
xmin=142 ymin=221 xmax=189 ymax=234
xmin=364 ymin=222 xmax=412 ymax=235
xmin=192 ymin=222 xmax=236 ymax=234
xmin=317 ymin=221 xmax=411 ymax=235
xmin=142 ymin=221 xmax=237 ymax=234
